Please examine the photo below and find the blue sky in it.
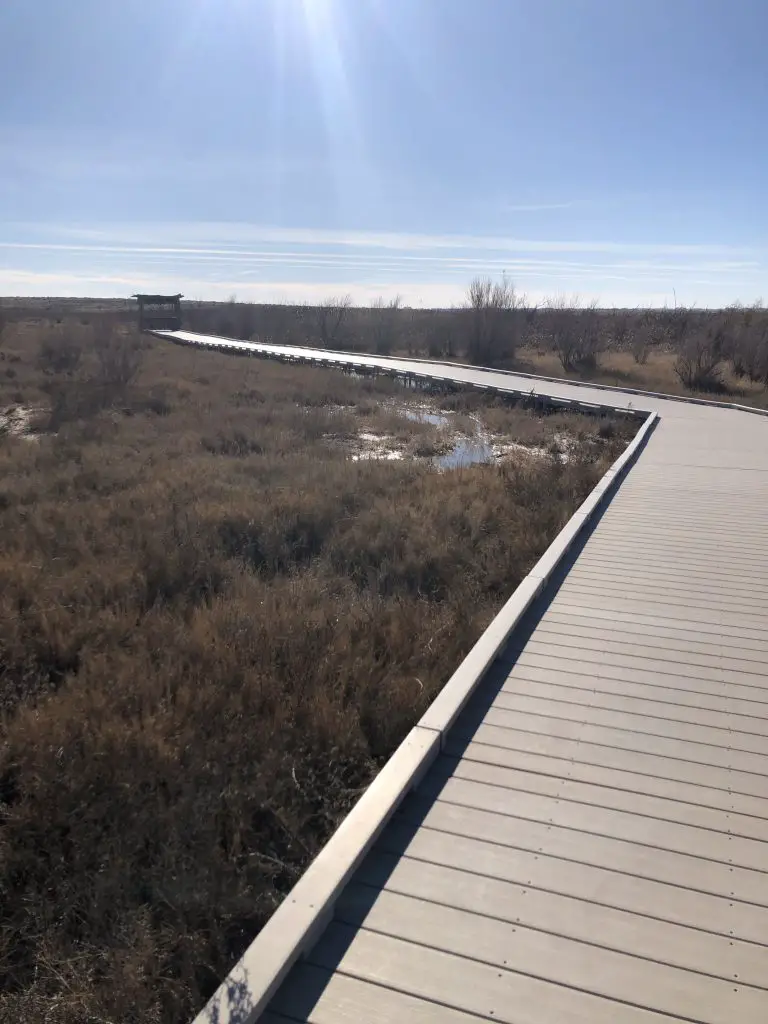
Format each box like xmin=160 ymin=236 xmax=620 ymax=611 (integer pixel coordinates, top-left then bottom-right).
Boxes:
xmin=1 ymin=0 xmax=766 ymax=307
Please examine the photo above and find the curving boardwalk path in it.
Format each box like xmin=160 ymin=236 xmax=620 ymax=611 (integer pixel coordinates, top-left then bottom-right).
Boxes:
xmin=160 ymin=332 xmax=768 ymax=1024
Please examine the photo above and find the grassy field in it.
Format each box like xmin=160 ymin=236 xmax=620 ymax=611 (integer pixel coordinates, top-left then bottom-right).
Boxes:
xmin=0 ymin=314 xmax=635 ymax=1023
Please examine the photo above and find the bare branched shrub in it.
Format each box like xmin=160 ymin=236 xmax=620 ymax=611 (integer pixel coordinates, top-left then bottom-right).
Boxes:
xmin=543 ymin=296 xmax=605 ymax=372
xmin=465 ymin=277 xmax=526 ymax=365
xmin=673 ymin=326 xmax=726 ymax=392
xmin=235 ymin=302 xmax=258 ymax=341
xmin=728 ymin=303 xmax=768 ymax=386
xmin=37 ymin=332 xmax=84 ymax=375
xmin=41 ymin=328 xmax=145 ymax=430
xmin=317 ymin=295 xmax=352 ymax=348
xmin=610 ymin=309 xmax=634 ymax=353
xmin=95 ymin=332 xmax=143 ymax=393
xmin=632 ymin=310 xmax=665 ymax=365
xmin=370 ymin=295 xmax=402 ymax=355
xmin=666 ymin=305 xmax=692 ymax=349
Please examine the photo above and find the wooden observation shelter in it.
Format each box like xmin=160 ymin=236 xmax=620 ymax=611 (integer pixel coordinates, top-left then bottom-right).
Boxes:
xmin=133 ymin=293 xmax=183 ymax=332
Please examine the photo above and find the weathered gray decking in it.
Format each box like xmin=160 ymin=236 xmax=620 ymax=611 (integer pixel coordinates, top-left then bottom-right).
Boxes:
xmin=164 ymin=333 xmax=768 ymax=1024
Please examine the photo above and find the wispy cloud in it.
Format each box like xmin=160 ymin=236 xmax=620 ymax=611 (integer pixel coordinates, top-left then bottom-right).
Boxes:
xmin=0 ymin=240 xmax=760 ymax=280
xmin=502 ymin=200 xmax=586 ymax=213
xmin=2 ymin=222 xmax=765 ymax=309
xmin=7 ymin=221 xmax=763 ymax=260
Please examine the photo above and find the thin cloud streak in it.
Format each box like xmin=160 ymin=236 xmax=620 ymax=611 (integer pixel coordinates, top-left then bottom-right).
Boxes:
xmin=11 ymin=222 xmax=762 ymax=259
xmin=1 ymin=241 xmax=760 ymax=273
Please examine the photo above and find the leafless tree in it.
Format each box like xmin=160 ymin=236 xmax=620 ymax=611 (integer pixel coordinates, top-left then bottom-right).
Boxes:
xmin=370 ymin=295 xmax=402 ymax=355
xmin=37 ymin=331 xmax=84 ymax=374
xmin=95 ymin=330 xmax=143 ymax=393
xmin=674 ymin=325 xmax=726 ymax=392
xmin=465 ymin=276 xmax=526 ymax=365
xmin=235 ymin=302 xmax=258 ymax=341
xmin=666 ymin=303 xmax=693 ymax=350
xmin=317 ymin=295 xmax=352 ymax=348
xmin=727 ymin=302 xmax=768 ymax=385
xmin=610 ymin=309 xmax=633 ymax=352
xmin=632 ymin=309 xmax=665 ymax=365
xmin=542 ymin=295 xmax=605 ymax=372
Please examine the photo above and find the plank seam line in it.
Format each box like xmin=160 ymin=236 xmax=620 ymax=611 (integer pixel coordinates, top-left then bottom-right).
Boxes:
xmin=457 ymin=714 xmax=768 ymax=770
xmin=636 ymin=461 xmax=768 ymax=473
xmin=565 ymin=571 xmax=768 ymax=595
xmin=502 ymin=650 xmax=768 ymax=693
xmin=557 ymin=584 xmax=768 ymax=619
xmin=398 ymin=817 xmax=768 ymax=916
xmin=513 ymin=647 xmax=768 ymax=685
xmin=505 ymin=655 xmax=768 ymax=696
xmin=547 ymin=605 xmax=768 ymax=638
xmin=539 ymin=617 xmax=768 ymax=647
xmin=301 ymin=964 xmax=499 ymax=1024
xmin=454 ymin=737 xmax=768 ymax=805
xmin=318 ymin=925 xmax=711 ymax=1024
xmin=596 ymin=512 xmax=768 ymax=525
xmin=452 ymin=746 xmax=768 ymax=819
xmin=431 ymin=794 xmax=768 ymax=878
xmin=527 ymin=631 xmax=768 ymax=663
xmin=567 ymin=558 xmax=768 ymax=581
xmin=579 ymin=549 xmax=768 ymax=567
xmin=575 ymin=537 xmax=768 ymax=556
xmin=507 ymin=649 xmax=768 ymax=691
xmin=454 ymin=720 xmax=768 ymax=782
xmin=499 ymin=670 xmax=768 ymax=710
xmin=544 ymin=602 xmax=768 ymax=634
xmin=564 ymin=569 xmax=768 ymax=595
xmin=572 ymin=551 xmax=768 ymax=571
xmin=342 ymin=878 xmax=768 ymax=991
xmin=384 ymin=848 xmax=768 ymax=952
xmin=443 ymin=751 xmax=768 ymax=822
xmin=528 ymin=612 xmax=768 ymax=641
xmin=442 ymin=767 xmax=768 ymax=843
xmin=489 ymin=689 xmax=768 ymax=734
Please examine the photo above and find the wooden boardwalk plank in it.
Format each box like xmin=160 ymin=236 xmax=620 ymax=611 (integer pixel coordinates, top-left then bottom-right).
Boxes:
xmin=305 ymin=923 xmax=680 ymax=1023
xmin=334 ymin=883 xmax=767 ymax=1023
xmin=446 ymin=754 xmax=768 ymax=842
xmin=495 ymin=670 xmax=768 ymax=722
xmin=505 ymin=650 xmax=768 ymax=698
xmin=398 ymin=794 xmax=768 ymax=911
xmin=467 ymin=707 xmax=768 ymax=777
xmin=364 ymin=839 xmax=768 ymax=988
xmin=466 ymin=720 xmax=768 ymax=798
xmin=482 ymin=690 xmax=768 ymax=751
xmin=443 ymin=736 xmax=768 ymax=822
xmin=270 ymin=963 xmax=482 ymax=1023
xmin=385 ymin=810 xmax=768 ymax=946
xmin=417 ymin=774 xmax=768 ymax=877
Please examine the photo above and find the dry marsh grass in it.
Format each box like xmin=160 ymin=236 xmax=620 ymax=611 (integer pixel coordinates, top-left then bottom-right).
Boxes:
xmin=0 ymin=315 xmax=634 ymax=1023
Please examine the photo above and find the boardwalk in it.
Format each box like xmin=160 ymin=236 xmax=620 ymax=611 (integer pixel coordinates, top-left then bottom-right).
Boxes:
xmin=162 ymin=333 xmax=768 ymax=1024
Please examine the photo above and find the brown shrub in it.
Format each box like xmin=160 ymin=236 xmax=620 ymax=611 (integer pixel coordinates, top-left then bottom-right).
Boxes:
xmin=0 ymin=317 xmax=634 ymax=1023
xmin=673 ymin=328 xmax=726 ymax=392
